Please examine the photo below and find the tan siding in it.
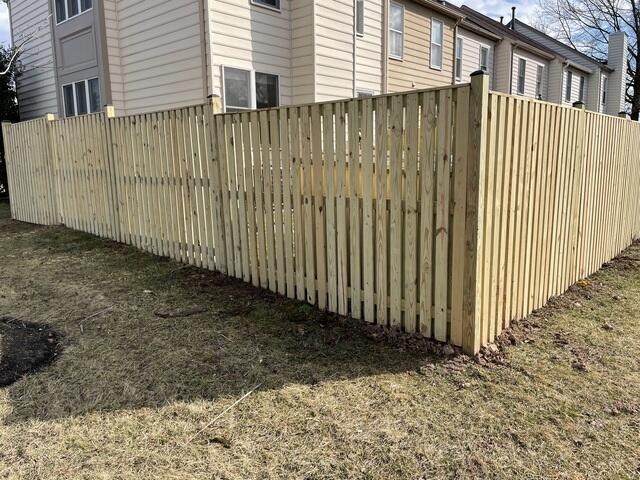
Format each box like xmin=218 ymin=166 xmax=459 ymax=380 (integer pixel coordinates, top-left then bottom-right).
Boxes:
xmin=314 ymin=0 xmax=354 ymax=101
xmin=209 ymin=0 xmax=292 ymax=108
xmin=291 ymin=0 xmax=314 ymax=103
xmin=10 ymin=0 xmax=58 ymax=119
xmin=492 ymin=40 xmax=511 ymax=93
xmin=108 ymin=0 xmax=206 ymax=115
xmin=387 ymin=0 xmax=455 ymax=93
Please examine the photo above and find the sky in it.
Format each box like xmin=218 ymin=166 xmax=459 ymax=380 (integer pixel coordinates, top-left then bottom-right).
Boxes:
xmin=0 ymin=0 xmax=538 ymax=48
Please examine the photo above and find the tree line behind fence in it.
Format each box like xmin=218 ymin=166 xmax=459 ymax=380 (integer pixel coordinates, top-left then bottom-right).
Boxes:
xmin=3 ymin=75 xmax=640 ymax=354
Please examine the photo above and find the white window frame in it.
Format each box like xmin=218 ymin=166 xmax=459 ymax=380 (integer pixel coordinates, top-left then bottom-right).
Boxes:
xmin=55 ymin=0 xmax=93 ymax=25
xmin=455 ymin=37 xmax=463 ymax=81
xmin=430 ymin=18 xmax=444 ymax=70
xmin=250 ymin=0 xmax=281 ymax=12
xmin=517 ymin=58 xmax=526 ymax=95
xmin=479 ymin=46 xmax=489 ymax=72
xmin=536 ymin=64 xmax=544 ymax=99
xmin=389 ymin=1 xmax=404 ymax=60
xmin=221 ymin=66 xmax=281 ymax=112
xmin=356 ymin=0 xmax=365 ymax=37
xmin=565 ymin=70 xmax=573 ymax=102
xmin=61 ymin=77 xmax=100 ymax=118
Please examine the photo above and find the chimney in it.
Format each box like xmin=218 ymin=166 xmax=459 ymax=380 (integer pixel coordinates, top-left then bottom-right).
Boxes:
xmin=511 ymin=7 xmax=516 ymax=29
xmin=500 ymin=16 xmax=504 ymax=24
xmin=606 ymin=31 xmax=628 ymax=115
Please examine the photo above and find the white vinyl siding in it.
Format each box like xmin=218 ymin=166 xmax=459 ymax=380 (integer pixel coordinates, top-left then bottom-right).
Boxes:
xmin=291 ymin=0 xmax=314 ymax=103
xmin=511 ymin=49 xmax=548 ymax=100
xmin=456 ymin=28 xmax=494 ymax=86
xmin=355 ymin=0 xmax=383 ymax=96
xmin=10 ymin=0 xmax=59 ymax=119
xmin=209 ymin=0 xmax=292 ymax=106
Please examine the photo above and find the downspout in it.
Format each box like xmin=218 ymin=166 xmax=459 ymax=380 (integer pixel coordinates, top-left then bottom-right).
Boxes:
xmin=382 ymin=0 xmax=388 ymax=93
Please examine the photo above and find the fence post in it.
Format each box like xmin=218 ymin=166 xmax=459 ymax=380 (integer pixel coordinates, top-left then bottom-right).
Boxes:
xmin=462 ymin=71 xmax=489 ymax=355
xmin=1 ymin=121 xmax=14 ymax=218
xmin=570 ymin=101 xmax=587 ymax=281
xmin=102 ymin=105 xmax=121 ymax=242
xmin=43 ymin=113 xmax=63 ymax=225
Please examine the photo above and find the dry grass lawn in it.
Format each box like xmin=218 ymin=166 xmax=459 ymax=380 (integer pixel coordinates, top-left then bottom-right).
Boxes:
xmin=0 ymin=202 xmax=638 ymax=479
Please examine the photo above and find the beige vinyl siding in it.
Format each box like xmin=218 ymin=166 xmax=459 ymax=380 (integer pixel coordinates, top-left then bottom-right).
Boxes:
xmin=209 ymin=0 xmax=292 ymax=107
xmin=314 ymin=0 xmax=354 ymax=101
xmin=291 ymin=0 xmax=314 ymax=104
xmin=547 ymin=59 xmax=564 ymax=104
xmin=355 ymin=0 xmax=383 ymax=95
xmin=10 ymin=0 xmax=58 ymax=119
xmin=113 ymin=0 xmax=206 ymax=114
xmin=561 ymin=67 xmax=585 ymax=105
xmin=511 ymin=48 xmax=548 ymax=99
xmin=456 ymin=28 xmax=495 ymax=87
xmin=103 ymin=0 xmax=124 ymax=113
xmin=492 ymin=40 xmax=511 ymax=93
xmin=387 ymin=0 xmax=455 ymax=93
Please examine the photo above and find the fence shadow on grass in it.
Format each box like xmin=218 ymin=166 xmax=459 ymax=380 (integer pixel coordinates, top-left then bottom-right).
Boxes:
xmin=2 ymin=216 xmax=445 ymax=424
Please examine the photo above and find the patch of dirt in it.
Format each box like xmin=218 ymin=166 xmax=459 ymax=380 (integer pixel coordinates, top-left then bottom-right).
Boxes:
xmin=0 ymin=317 xmax=61 ymax=387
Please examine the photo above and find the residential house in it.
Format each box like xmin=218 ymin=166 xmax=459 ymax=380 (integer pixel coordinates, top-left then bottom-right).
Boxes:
xmin=8 ymin=0 xmax=386 ymax=119
xmin=508 ymin=18 xmax=627 ymax=115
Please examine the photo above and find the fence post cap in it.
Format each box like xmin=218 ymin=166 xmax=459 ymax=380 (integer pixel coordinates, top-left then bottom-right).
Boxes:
xmin=45 ymin=113 xmax=56 ymax=121
xmin=618 ymin=111 xmax=628 ymax=118
xmin=572 ymin=101 xmax=585 ymax=109
xmin=104 ymin=105 xmax=116 ymax=118
xmin=470 ymin=69 xmax=489 ymax=77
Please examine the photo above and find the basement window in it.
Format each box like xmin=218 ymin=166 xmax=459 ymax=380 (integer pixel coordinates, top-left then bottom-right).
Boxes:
xmin=55 ymin=0 xmax=92 ymax=24
xmin=223 ymin=67 xmax=279 ymax=112
xmin=251 ymin=0 xmax=280 ymax=11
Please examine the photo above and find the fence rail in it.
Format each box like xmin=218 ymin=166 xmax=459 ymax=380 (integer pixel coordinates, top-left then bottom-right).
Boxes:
xmin=3 ymin=73 xmax=640 ymax=354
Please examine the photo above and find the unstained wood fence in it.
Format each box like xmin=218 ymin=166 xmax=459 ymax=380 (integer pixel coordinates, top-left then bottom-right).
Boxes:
xmin=3 ymin=74 xmax=640 ymax=354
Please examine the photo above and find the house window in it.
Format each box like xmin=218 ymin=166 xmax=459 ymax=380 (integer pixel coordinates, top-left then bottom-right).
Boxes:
xmin=455 ymin=37 xmax=463 ymax=81
xmin=55 ymin=0 xmax=92 ymax=24
xmin=479 ymin=46 xmax=489 ymax=72
xmin=223 ymin=67 xmax=279 ymax=112
xmin=356 ymin=0 xmax=365 ymax=36
xmin=602 ymin=76 xmax=608 ymax=105
xmin=255 ymin=72 xmax=279 ymax=109
xmin=251 ymin=0 xmax=280 ymax=10
xmin=517 ymin=58 xmax=526 ymax=95
xmin=430 ymin=18 xmax=443 ymax=69
xmin=565 ymin=71 xmax=573 ymax=102
xmin=62 ymin=77 xmax=101 ymax=117
xmin=536 ymin=65 xmax=544 ymax=99
xmin=578 ymin=75 xmax=585 ymax=102
xmin=389 ymin=2 xmax=404 ymax=59
xmin=357 ymin=90 xmax=374 ymax=97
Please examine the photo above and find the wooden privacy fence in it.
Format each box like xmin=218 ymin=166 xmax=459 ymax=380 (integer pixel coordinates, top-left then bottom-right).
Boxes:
xmin=3 ymin=73 xmax=640 ymax=354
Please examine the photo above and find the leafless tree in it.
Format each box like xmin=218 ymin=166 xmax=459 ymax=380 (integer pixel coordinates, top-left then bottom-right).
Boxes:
xmin=536 ymin=0 xmax=639 ymax=119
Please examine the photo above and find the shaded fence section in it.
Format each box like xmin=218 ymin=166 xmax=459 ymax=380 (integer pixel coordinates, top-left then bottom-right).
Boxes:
xmin=3 ymin=75 xmax=640 ymax=354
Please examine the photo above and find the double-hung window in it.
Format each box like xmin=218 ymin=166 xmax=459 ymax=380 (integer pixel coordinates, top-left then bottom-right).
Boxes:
xmin=389 ymin=2 xmax=404 ymax=59
xmin=356 ymin=0 xmax=365 ymax=36
xmin=479 ymin=46 xmax=489 ymax=72
xmin=430 ymin=18 xmax=443 ymax=69
xmin=62 ymin=78 xmax=101 ymax=117
xmin=536 ymin=65 xmax=544 ymax=99
xmin=455 ymin=37 xmax=463 ymax=81
xmin=223 ymin=67 xmax=279 ymax=112
xmin=601 ymin=76 xmax=608 ymax=106
xmin=517 ymin=58 xmax=526 ymax=95
xmin=578 ymin=75 xmax=585 ymax=102
xmin=55 ymin=0 xmax=92 ymax=24
xmin=565 ymin=70 xmax=573 ymax=102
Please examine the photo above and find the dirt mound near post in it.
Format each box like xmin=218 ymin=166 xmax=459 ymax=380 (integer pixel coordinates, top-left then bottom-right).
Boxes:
xmin=0 ymin=317 xmax=61 ymax=387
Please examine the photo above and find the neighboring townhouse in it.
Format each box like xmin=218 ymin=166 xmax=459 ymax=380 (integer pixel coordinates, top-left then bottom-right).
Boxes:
xmin=9 ymin=0 xmax=385 ymax=119
xmin=384 ymin=0 xmax=461 ymax=93
xmin=508 ymin=18 xmax=627 ymax=115
xmin=453 ymin=13 xmax=501 ymax=88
